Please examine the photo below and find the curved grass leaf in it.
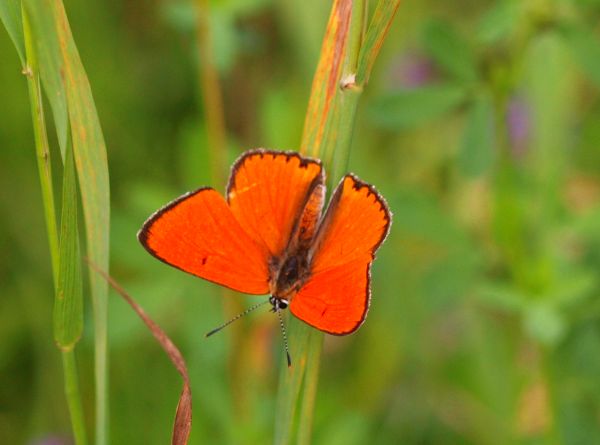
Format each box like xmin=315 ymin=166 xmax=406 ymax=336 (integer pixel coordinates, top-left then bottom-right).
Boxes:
xmin=88 ymin=263 xmax=192 ymax=445
xmin=23 ymin=1 xmax=111 ymax=442
xmin=21 ymin=6 xmax=88 ymax=444
xmin=0 ymin=0 xmax=25 ymax=63
xmin=22 ymin=0 xmax=68 ymax=158
xmin=355 ymin=0 xmax=402 ymax=85
xmin=55 ymin=3 xmax=112 ymax=442
xmin=300 ymin=0 xmax=353 ymax=158
xmin=22 ymin=6 xmax=60 ymax=282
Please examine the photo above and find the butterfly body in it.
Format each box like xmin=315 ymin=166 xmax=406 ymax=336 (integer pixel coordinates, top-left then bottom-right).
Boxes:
xmin=139 ymin=149 xmax=391 ymax=335
xmin=271 ymin=253 xmax=307 ymax=300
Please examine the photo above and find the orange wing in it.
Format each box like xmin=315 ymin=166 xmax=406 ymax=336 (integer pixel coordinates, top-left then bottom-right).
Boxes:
xmin=138 ymin=188 xmax=270 ymax=294
xmin=227 ymin=149 xmax=324 ymax=258
xmin=290 ymin=174 xmax=391 ymax=334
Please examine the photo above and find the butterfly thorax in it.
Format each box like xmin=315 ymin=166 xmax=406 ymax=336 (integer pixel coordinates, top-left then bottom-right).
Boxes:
xmin=270 ymin=249 xmax=311 ymax=302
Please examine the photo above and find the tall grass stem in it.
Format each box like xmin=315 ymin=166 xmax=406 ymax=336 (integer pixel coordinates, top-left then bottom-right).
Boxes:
xmin=22 ymin=6 xmax=88 ymax=444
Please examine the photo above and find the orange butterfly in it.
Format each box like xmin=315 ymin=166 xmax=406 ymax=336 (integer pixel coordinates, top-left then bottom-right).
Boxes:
xmin=138 ymin=149 xmax=391 ymax=345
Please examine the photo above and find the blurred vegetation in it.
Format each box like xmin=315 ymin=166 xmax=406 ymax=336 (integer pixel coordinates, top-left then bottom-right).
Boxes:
xmin=2 ymin=0 xmax=600 ymax=444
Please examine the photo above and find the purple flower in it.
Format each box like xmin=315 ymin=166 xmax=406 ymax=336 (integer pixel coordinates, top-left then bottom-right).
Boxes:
xmin=388 ymin=51 xmax=438 ymax=89
xmin=506 ymin=96 xmax=531 ymax=158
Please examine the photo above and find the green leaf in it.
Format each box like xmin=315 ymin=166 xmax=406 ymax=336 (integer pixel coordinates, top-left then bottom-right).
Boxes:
xmin=477 ymin=283 xmax=527 ymax=313
xmin=423 ymin=19 xmax=478 ymax=83
xmin=274 ymin=315 xmax=313 ymax=445
xmin=0 ymin=0 xmax=25 ymax=63
xmin=22 ymin=0 xmax=68 ymax=158
xmin=296 ymin=330 xmax=323 ymax=445
xmin=355 ymin=0 xmax=402 ymax=85
xmin=562 ymin=24 xmax=600 ymax=90
xmin=54 ymin=141 xmax=83 ymax=350
xmin=476 ymin=0 xmax=521 ymax=45
xmin=300 ymin=0 xmax=353 ymax=158
xmin=24 ymin=1 xmax=111 ymax=443
xmin=458 ymin=93 xmax=495 ymax=176
xmin=524 ymin=31 xmax=574 ymax=216
xmin=370 ymin=84 xmax=468 ymax=129
xmin=53 ymin=4 xmax=111 ymax=444
xmin=524 ymin=303 xmax=565 ymax=346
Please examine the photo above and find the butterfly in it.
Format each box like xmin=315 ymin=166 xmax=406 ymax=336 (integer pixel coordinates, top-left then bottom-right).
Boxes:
xmin=138 ymin=149 xmax=391 ymax=345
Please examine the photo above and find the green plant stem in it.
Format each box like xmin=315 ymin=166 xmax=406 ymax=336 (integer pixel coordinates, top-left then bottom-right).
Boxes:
xmin=329 ymin=90 xmax=361 ymax=187
xmin=326 ymin=0 xmax=367 ymax=183
xmin=274 ymin=318 xmax=312 ymax=445
xmin=195 ymin=0 xmax=226 ymax=188
xmin=22 ymin=6 xmax=59 ymax=284
xmin=94 ymin=311 xmax=108 ymax=445
xmin=541 ymin=346 xmax=562 ymax=445
xmin=296 ymin=330 xmax=323 ymax=445
xmin=62 ymin=350 xmax=88 ymax=445
xmin=22 ymin=7 xmax=88 ymax=445
xmin=275 ymin=1 xmax=368 ymax=444
xmin=294 ymin=4 xmax=366 ymax=442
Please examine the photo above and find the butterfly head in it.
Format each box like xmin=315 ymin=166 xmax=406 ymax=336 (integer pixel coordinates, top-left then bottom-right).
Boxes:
xmin=269 ymin=295 xmax=289 ymax=312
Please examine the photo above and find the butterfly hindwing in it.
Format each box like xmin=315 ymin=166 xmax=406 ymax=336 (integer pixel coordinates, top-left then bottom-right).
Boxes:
xmin=227 ymin=149 xmax=324 ymax=258
xmin=289 ymin=258 xmax=372 ymax=335
xmin=138 ymin=188 xmax=270 ymax=294
xmin=290 ymin=174 xmax=391 ymax=334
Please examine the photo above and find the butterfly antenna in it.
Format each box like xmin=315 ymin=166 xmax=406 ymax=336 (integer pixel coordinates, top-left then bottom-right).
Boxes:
xmin=205 ymin=300 xmax=269 ymax=337
xmin=276 ymin=308 xmax=292 ymax=367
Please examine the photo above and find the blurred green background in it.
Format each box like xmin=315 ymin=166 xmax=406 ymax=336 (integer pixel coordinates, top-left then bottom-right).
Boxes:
xmin=2 ymin=0 xmax=600 ymax=443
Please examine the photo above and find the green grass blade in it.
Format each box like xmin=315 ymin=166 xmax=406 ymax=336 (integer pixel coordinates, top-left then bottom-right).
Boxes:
xmin=54 ymin=2 xmax=112 ymax=443
xmin=22 ymin=6 xmax=88 ymax=444
xmin=274 ymin=316 xmax=312 ymax=445
xmin=275 ymin=1 xmax=354 ymax=442
xmin=299 ymin=0 xmax=353 ymax=158
xmin=296 ymin=330 xmax=323 ymax=445
xmin=0 ymin=0 xmax=25 ymax=64
xmin=54 ymin=140 xmax=83 ymax=349
xmin=22 ymin=0 xmax=68 ymax=158
xmin=21 ymin=5 xmax=59 ymax=283
xmin=62 ymin=350 xmax=88 ymax=445
xmin=355 ymin=0 xmax=402 ymax=85
xmin=24 ymin=1 xmax=112 ymax=443
xmin=276 ymin=1 xmax=401 ymax=443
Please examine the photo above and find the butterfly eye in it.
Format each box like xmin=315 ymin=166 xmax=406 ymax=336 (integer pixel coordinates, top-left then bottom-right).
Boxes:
xmin=269 ymin=296 xmax=289 ymax=310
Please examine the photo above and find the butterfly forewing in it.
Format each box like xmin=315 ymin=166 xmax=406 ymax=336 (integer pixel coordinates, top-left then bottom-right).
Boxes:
xmin=138 ymin=188 xmax=270 ymax=294
xmin=290 ymin=174 xmax=391 ymax=334
xmin=227 ymin=150 xmax=324 ymax=258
